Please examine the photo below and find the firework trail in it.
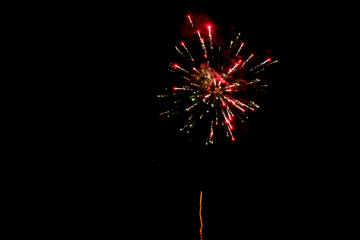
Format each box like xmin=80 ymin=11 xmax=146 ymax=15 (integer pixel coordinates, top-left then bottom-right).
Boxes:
xmin=199 ymin=191 xmax=203 ymax=240
xmin=159 ymin=14 xmax=277 ymax=144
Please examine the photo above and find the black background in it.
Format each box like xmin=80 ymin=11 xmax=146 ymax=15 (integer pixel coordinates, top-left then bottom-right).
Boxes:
xmin=43 ymin=2 xmax=354 ymax=239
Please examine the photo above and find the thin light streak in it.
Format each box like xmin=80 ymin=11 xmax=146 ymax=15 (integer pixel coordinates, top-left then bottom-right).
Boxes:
xmin=242 ymin=53 xmax=254 ymax=67
xmin=181 ymin=42 xmax=195 ymax=63
xmin=187 ymin=14 xmax=194 ymax=29
xmin=208 ymin=25 xmax=214 ymax=58
xmin=199 ymin=191 xmax=203 ymax=240
xmin=235 ymin=42 xmax=244 ymax=57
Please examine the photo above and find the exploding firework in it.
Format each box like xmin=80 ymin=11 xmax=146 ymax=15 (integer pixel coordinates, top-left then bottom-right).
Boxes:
xmin=159 ymin=14 xmax=278 ymax=144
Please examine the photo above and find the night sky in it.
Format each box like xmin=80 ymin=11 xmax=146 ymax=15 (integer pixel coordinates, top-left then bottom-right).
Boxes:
xmin=135 ymin=4 xmax=330 ymax=239
xmin=146 ymin=6 xmax=306 ymax=239
xmin=57 ymin=2 xmax=351 ymax=239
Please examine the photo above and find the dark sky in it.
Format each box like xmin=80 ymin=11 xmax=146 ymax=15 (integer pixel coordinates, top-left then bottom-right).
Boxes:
xmin=61 ymin=2 xmax=351 ymax=239
xmin=130 ymin=4 xmax=334 ymax=240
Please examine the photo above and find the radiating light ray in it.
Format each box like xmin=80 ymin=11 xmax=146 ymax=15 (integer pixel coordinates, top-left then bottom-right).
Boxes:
xmin=229 ymin=40 xmax=234 ymax=50
xmin=173 ymin=63 xmax=191 ymax=74
xmin=196 ymin=29 xmax=202 ymax=41
xmin=265 ymin=59 xmax=279 ymax=67
xmin=250 ymin=58 xmax=272 ymax=72
xmin=181 ymin=41 xmax=195 ymax=63
xmin=235 ymin=32 xmax=241 ymax=42
xmin=227 ymin=59 xmax=243 ymax=76
xmin=186 ymin=101 xmax=200 ymax=112
xmin=235 ymin=42 xmax=244 ymax=57
xmin=187 ymin=14 xmax=194 ymax=29
xmin=207 ymin=25 xmax=214 ymax=58
xmin=197 ymin=29 xmax=209 ymax=61
xmin=175 ymin=45 xmax=186 ymax=58
xmin=200 ymin=38 xmax=208 ymax=60
xmin=192 ymin=67 xmax=200 ymax=74
xmin=242 ymin=53 xmax=254 ymax=67
xmin=229 ymin=126 xmax=235 ymax=141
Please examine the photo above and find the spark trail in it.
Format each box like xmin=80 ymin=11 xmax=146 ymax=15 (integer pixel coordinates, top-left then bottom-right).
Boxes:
xmin=199 ymin=191 xmax=203 ymax=240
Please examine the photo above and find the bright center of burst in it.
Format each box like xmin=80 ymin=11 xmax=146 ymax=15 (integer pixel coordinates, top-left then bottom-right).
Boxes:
xmin=201 ymin=66 xmax=226 ymax=97
xmin=213 ymin=86 xmax=221 ymax=94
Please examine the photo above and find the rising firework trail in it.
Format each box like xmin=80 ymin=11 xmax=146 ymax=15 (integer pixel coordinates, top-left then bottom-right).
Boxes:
xmin=159 ymin=14 xmax=278 ymax=144
xmin=199 ymin=191 xmax=203 ymax=240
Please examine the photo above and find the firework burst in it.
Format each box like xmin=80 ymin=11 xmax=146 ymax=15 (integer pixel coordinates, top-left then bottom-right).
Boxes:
xmin=159 ymin=14 xmax=278 ymax=144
